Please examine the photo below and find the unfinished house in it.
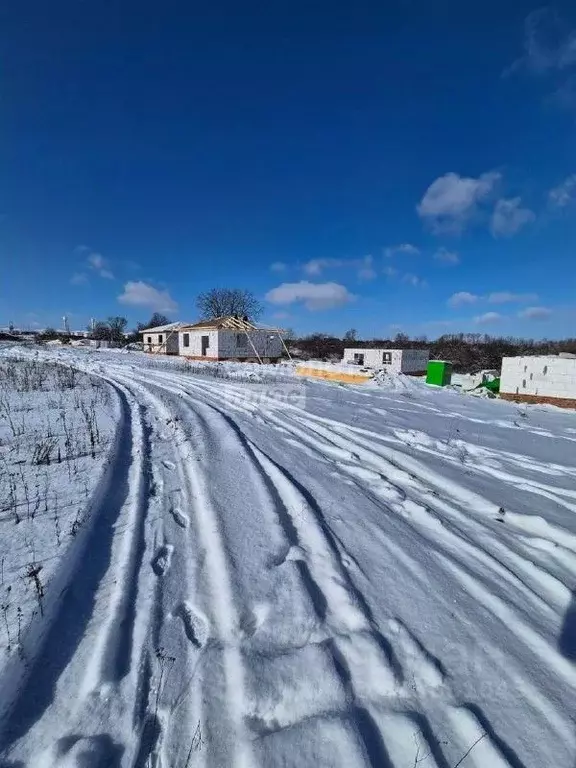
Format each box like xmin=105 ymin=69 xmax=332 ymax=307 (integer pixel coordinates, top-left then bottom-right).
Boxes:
xmin=178 ymin=316 xmax=284 ymax=362
xmin=500 ymin=354 xmax=576 ymax=408
xmin=342 ymin=348 xmax=429 ymax=374
xmin=141 ymin=322 xmax=189 ymax=354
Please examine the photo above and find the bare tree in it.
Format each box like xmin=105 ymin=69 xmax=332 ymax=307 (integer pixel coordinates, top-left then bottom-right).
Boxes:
xmin=90 ymin=317 xmax=127 ymax=342
xmin=138 ymin=313 xmax=171 ymax=330
xmin=196 ymin=289 xmax=263 ymax=320
xmin=344 ymin=328 xmax=357 ymax=342
xmin=107 ymin=317 xmax=128 ymax=341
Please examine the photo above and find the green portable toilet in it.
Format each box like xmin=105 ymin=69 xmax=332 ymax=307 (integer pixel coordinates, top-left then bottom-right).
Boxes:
xmin=426 ymin=360 xmax=452 ymax=386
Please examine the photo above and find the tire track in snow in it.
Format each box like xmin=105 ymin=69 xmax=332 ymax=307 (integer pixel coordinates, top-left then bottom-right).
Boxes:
xmin=98 ymin=364 xmax=574 ymax=767
xmin=108 ymin=371 xmax=255 ymax=768
xmin=135 ymin=377 xmax=412 ymax=763
xmin=0 ymin=380 xmax=154 ymax=762
xmin=258 ymin=407 xmax=574 ymax=620
xmin=149 ymin=369 xmax=576 ymax=765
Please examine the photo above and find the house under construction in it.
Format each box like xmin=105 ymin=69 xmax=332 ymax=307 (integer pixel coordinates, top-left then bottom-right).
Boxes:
xmin=141 ymin=316 xmax=286 ymax=363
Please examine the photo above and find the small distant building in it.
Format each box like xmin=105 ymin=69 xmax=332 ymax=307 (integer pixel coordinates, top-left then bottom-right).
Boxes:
xmin=342 ymin=348 xmax=429 ymax=374
xmin=141 ymin=322 xmax=189 ymax=354
xmin=500 ymin=354 xmax=576 ymax=408
xmin=141 ymin=316 xmax=285 ymax=362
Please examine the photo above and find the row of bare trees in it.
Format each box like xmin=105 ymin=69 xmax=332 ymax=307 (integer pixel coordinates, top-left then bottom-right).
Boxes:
xmin=291 ymin=331 xmax=576 ymax=373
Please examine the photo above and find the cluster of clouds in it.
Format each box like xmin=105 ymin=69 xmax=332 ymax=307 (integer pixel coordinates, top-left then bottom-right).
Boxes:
xmin=507 ymin=7 xmax=576 ymax=110
xmin=416 ymin=171 xmax=541 ymax=237
xmin=417 ymin=166 xmax=575 ymax=238
xmin=70 ymin=245 xmax=180 ymax=314
xmin=266 ymin=244 xmax=438 ymax=311
xmin=446 ymin=290 xmax=552 ymax=325
xmin=70 ymin=246 xmax=115 ymax=285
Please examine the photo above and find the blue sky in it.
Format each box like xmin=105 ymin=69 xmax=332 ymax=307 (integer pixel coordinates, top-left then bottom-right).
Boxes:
xmin=2 ymin=1 xmax=576 ymax=338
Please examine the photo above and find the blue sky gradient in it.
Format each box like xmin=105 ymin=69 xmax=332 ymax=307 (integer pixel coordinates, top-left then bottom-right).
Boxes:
xmin=2 ymin=0 xmax=576 ymax=337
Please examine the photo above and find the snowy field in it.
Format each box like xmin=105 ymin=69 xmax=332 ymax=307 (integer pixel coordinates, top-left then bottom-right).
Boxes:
xmin=0 ymin=346 xmax=575 ymax=768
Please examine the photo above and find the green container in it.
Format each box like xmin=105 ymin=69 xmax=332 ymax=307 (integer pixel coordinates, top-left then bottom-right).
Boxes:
xmin=426 ymin=360 xmax=452 ymax=387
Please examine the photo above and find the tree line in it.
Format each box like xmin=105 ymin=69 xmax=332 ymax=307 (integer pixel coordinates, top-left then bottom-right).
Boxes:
xmin=290 ymin=330 xmax=576 ymax=373
xmin=33 ymin=285 xmax=576 ymax=373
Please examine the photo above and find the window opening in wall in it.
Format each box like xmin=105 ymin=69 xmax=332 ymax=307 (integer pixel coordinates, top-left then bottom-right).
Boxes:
xmin=524 ymin=365 xmax=527 ymax=373
xmin=183 ymin=333 xmax=190 ymax=348
xmin=530 ymin=373 xmax=533 ymax=380
xmin=543 ymin=365 xmax=548 ymax=375
xmin=516 ymin=387 xmax=519 ymax=394
xmin=236 ymin=333 xmax=248 ymax=348
xmin=522 ymin=379 xmax=526 ymax=388
xmin=353 ymin=353 xmax=365 ymax=365
xmin=147 ymin=336 xmax=152 ymax=344
xmin=382 ymin=352 xmax=392 ymax=364
xmin=158 ymin=335 xmax=163 ymax=344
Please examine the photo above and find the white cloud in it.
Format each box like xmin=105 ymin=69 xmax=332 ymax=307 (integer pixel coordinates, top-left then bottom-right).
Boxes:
xmin=509 ymin=9 xmax=576 ymax=75
xmin=302 ymin=255 xmax=375 ymax=281
xmin=383 ymin=265 xmax=398 ymax=278
xmin=385 ymin=243 xmax=420 ymax=257
xmin=70 ymin=273 xmax=88 ymax=285
xmin=118 ymin=281 xmax=178 ymax=313
xmin=265 ymin=281 xmax=355 ymax=311
xmin=357 ymin=255 xmax=376 ymax=281
xmin=487 ymin=291 xmax=538 ymax=304
xmin=417 ymin=171 xmax=500 ymax=233
xmin=549 ymin=174 xmax=576 ymax=207
xmin=434 ymin=247 xmax=459 ymax=265
xmin=402 ymin=273 xmax=427 ymax=287
xmin=303 ymin=258 xmax=342 ymax=276
xmin=272 ymin=311 xmax=290 ymax=320
xmin=88 ymin=253 xmax=105 ymax=270
xmin=448 ymin=291 xmax=479 ymax=307
xmin=518 ymin=306 xmax=553 ymax=320
xmin=84 ymin=249 xmax=115 ymax=279
xmin=474 ymin=312 xmax=503 ymax=325
xmin=270 ymin=261 xmax=287 ymax=272
xmin=490 ymin=197 xmax=535 ymax=237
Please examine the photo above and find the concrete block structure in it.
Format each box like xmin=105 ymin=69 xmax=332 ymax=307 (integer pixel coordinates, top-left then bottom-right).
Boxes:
xmin=500 ymin=355 xmax=576 ymax=408
xmin=178 ymin=317 xmax=284 ymax=361
xmin=142 ymin=322 xmax=188 ymax=354
xmin=141 ymin=316 xmax=285 ymax=361
xmin=342 ymin=348 xmax=429 ymax=374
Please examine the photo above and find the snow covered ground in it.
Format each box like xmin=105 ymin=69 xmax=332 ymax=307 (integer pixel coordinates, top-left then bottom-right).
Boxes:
xmin=0 ymin=346 xmax=575 ymax=768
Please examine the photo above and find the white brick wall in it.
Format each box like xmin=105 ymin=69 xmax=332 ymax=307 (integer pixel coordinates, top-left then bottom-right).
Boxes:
xmin=501 ymin=356 xmax=576 ymax=399
xmin=217 ymin=330 xmax=283 ymax=359
xmin=143 ymin=331 xmax=178 ymax=354
xmin=178 ymin=329 xmax=219 ymax=357
xmin=342 ymin=348 xmax=429 ymax=373
xmin=177 ymin=329 xmax=283 ymax=359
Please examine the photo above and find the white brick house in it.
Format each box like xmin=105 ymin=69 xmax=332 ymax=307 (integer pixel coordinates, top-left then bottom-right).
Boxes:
xmin=178 ymin=317 xmax=284 ymax=362
xmin=141 ymin=322 xmax=188 ymax=354
xmin=142 ymin=316 xmax=285 ymax=362
xmin=342 ymin=348 xmax=429 ymax=374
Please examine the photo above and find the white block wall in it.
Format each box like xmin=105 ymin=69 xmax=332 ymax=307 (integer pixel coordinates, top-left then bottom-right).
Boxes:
xmin=342 ymin=348 xmax=429 ymax=373
xmin=177 ymin=329 xmax=283 ymax=359
xmin=178 ymin=329 xmax=219 ymax=357
xmin=143 ymin=331 xmax=174 ymax=354
xmin=217 ymin=330 xmax=283 ymax=359
xmin=500 ymin=356 xmax=576 ymax=399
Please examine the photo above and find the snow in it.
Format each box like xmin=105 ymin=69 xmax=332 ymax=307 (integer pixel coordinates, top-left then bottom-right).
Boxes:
xmin=0 ymin=345 xmax=575 ymax=767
